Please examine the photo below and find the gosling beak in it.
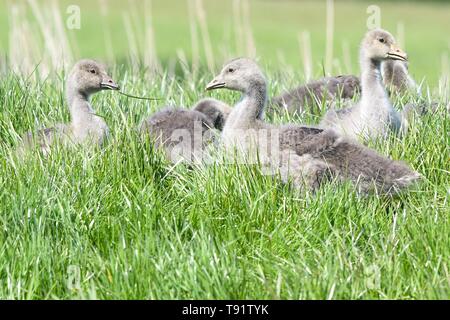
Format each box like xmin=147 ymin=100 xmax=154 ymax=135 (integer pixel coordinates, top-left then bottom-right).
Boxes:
xmin=206 ymin=78 xmax=226 ymax=91
xmin=387 ymin=45 xmax=408 ymax=62
xmin=101 ymin=78 xmax=120 ymax=90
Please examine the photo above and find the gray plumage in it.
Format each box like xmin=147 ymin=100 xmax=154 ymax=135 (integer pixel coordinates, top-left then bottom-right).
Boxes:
xmin=382 ymin=59 xmax=418 ymax=96
xmin=192 ymin=98 xmax=232 ymax=131
xmin=206 ymin=57 xmax=420 ymax=194
xmin=320 ymin=29 xmax=406 ymax=140
xmin=20 ymin=124 xmax=69 ymax=156
xmin=18 ymin=59 xmax=119 ymax=155
xmin=271 ymin=75 xmax=360 ymax=115
xmin=139 ymin=98 xmax=232 ymax=163
xmin=383 ymin=60 xmax=439 ymax=121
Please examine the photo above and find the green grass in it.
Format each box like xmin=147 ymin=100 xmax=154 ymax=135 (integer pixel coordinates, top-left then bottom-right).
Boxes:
xmin=0 ymin=0 xmax=449 ymax=300
xmin=0 ymin=63 xmax=449 ymax=299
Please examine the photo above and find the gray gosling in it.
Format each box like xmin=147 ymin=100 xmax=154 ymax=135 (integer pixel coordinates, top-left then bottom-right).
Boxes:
xmin=382 ymin=59 xmax=418 ymax=96
xmin=206 ymin=57 xmax=420 ymax=194
xmin=271 ymin=75 xmax=360 ymax=115
xmin=139 ymin=98 xmax=232 ymax=163
xmin=20 ymin=59 xmax=119 ymax=155
xmin=382 ymin=59 xmax=439 ymax=121
xmin=192 ymin=98 xmax=232 ymax=131
xmin=320 ymin=29 xmax=407 ymax=140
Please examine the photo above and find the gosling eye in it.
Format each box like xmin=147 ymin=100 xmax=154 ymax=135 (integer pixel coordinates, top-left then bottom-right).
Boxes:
xmin=89 ymin=69 xmax=97 ymax=74
xmin=227 ymin=68 xmax=235 ymax=73
xmin=378 ymin=38 xmax=385 ymax=43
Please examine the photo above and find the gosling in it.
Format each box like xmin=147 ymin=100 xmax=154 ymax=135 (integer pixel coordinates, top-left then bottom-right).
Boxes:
xmin=320 ymin=29 xmax=407 ymax=141
xmin=139 ymin=98 xmax=232 ymax=163
xmin=20 ymin=59 xmax=119 ymax=155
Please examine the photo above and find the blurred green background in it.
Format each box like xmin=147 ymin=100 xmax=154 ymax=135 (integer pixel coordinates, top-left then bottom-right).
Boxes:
xmin=0 ymin=0 xmax=449 ymax=86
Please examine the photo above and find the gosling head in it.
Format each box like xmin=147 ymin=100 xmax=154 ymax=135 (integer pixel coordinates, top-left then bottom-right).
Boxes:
xmin=361 ymin=29 xmax=408 ymax=63
xmin=206 ymin=58 xmax=266 ymax=94
xmin=67 ymin=59 xmax=120 ymax=97
xmin=193 ymin=98 xmax=232 ymax=130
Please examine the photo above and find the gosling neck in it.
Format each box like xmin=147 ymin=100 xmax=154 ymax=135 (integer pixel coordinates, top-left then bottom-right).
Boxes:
xmin=233 ymin=80 xmax=267 ymax=127
xmin=359 ymin=54 xmax=388 ymax=107
xmin=65 ymin=83 xmax=105 ymax=130
xmin=67 ymin=88 xmax=92 ymax=115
